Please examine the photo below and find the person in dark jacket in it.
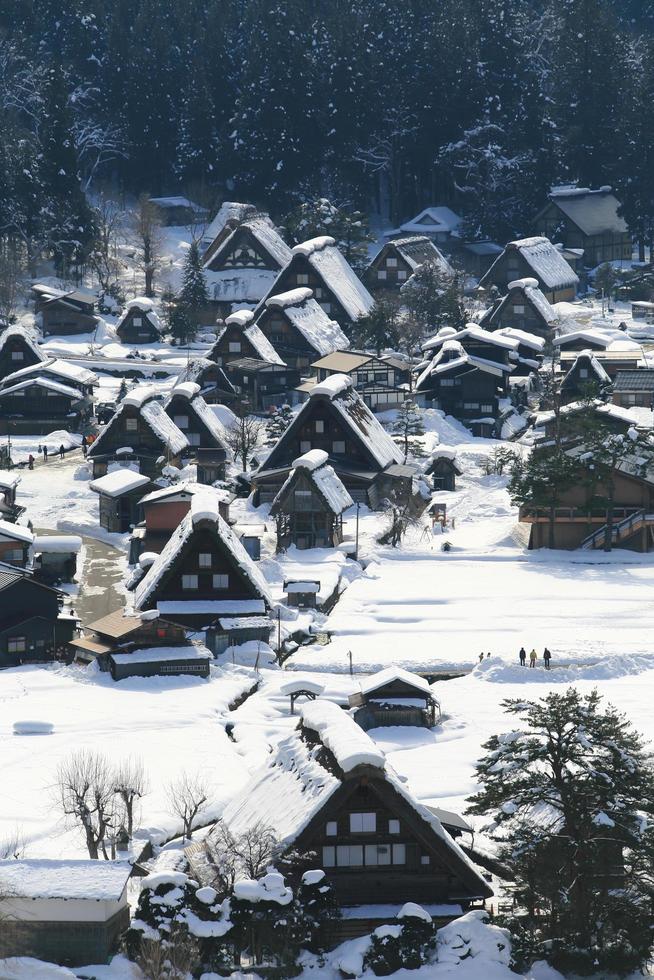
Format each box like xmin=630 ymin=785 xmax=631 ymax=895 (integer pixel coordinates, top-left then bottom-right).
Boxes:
xmin=543 ymin=648 xmax=552 ymax=670
xmin=28 ymin=454 xmax=34 ymax=470
xmin=519 ymin=647 xmax=526 ymax=666
xmin=59 ymin=444 xmax=65 ymax=459
xmin=42 ymin=445 xmax=48 ymax=461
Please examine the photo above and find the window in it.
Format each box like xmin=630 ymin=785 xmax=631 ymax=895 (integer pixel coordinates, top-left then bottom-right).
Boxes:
xmin=365 ymin=843 xmax=391 ymax=866
xmin=421 ymin=855 xmax=430 ymax=866
xmin=323 ymin=846 xmax=336 ymax=867
xmin=187 ymin=432 xmax=201 ymax=446
xmin=388 ymin=819 xmax=400 ymax=834
xmin=315 ymin=420 xmax=325 ymax=434
xmin=294 ymin=490 xmax=313 ymax=511
xmin=392 ymin=843 xmax=406 ymax=864
xmin=350 ymin=812 xmax=376 ymax=833
xmin=300 ymin=440 xmax=312 ymax=453
xmin=47 ymin=390 xmax=58 ymax=396
xmin=182 ymin=574 xmax=198 ymax=590
xmin=173 ymin=415 xmax=189 ymax=429
xmin=213 ymin=574 xmax=229 ymax=589
xmin=297 ymin=273 xmax=310 ymax=285
xmin=157 ymin=628 xmax=167 ymax=638
xmin=397 ymin=270 xmax=407 ymax=281
xmin=386 ymin=257 xmax=398 ymax=268
xmin=440 ymin=378 xmax=455 ymax=387
xmin=377 ymin=270 xmax=387 ymax=281
xmin=321 ymin=302 xmax=331 ymax=313
xmin=326 ymin=821 xmax=338 ymax=836
xmin=133 ymin=316 xmax=142 ymax=326
xmin=332 ymin=440 xmax=346 ymax=454
xmin=198 ymin=553 xmax=212 ymax=568
xmin=125 ymin=418 xmax=138 ymax=431
xmin=337 ymin=844 xmax=363 ymax=866
xmin=463 ymin=402 xmax=479 ymax=410
xmin=11 ymin=390 xmax=24 ymax=396
xmin=314 ymin=287 xmax=323 ymax=298
xmin=513 ymin=304 xmax=525 ymax=314
xmin=229 ymin=342 xmax=241 ymax=353
xmin=324 ymin=841 xmax=406 ymax=867
xmin=11 ymin=351 xmax=23 ymax=361
xmin=481 ymin=404 xmax=494 ymax=413
xmin=579 ymin=368 xmax=588 ymax=378
xmin=4 ymin=549 xmax=23 ymax=562
xmin=7 ymin=636 xmax=26 ymax=654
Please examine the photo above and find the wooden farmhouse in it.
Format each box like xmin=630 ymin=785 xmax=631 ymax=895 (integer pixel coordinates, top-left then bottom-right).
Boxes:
xmin=0 ymin=326 xmax=45 ymax=380
xmin=87 ymin=386 xmax=189 ymax=478
xmin=0 ymin=376 xmax=92 ymax=435
xmin=520 ymin=448 xmax=654 ymax=551
xmin=612 ymin=369 xmax=654 ymax=408
xmin=255 ymin=287 xmax=350 ymax=390
xmin=128 ymin=482 xmax=231 ymax=562
xmin=253 ymin=374 xmax=409 ymax=507
xmin=558 ymin=345 xmax=642 ymax=381
xmin=32 ymin=284 xmax=100 ymax=335
xmin=90 ymin=469 xmax=152 ymax=533
xmin=115 ymin=298 xmax=164 ymax=344
xmin=0 ymin=473 xmax=25 ymax=523
xmin=164 ymin=382 xmax=230 ymax=483
xmin=258 ymin=236 xmax=375 ymax=330
xmin=533 ymin=400 xmax=638 ymax=446
xmin=207 ymin=309 xmax=287 ymax=410
xmin=494 ymin=327 xmax=545 ymax=376
xmin=383 ymin=206 xmax=462 ymax=246
xmin=560 ymin=351 xmax=612 ymax=403
xmin=366 ymin=236 xmax=452 ymax=291
xmin=191 ymin=699 xmax=491 ymax=931
xmin=533 ymin=186 xmax=631 ymax=268
xmin=71 ymin=607 xmax=186 ymax=665
xmin=478 ymin=277 xmax=558 ymax=338
xmin=176 ymin=357 xmax=236 ymax=404
xmin=201 ymin=200 xmax=260 ymax=257
xmin=203 ymin=217 xmax=292 ymax=316
xmin=149 ymin=195 xmax=208 ymax=226
xmin=552 ymin=329 xmax=612 ymax=353
xmin=306 ymin=349 xmax=409 ymax=411
xmin=424 ymin=450 xmax=462 ymax=491
xmin=0 ymin=520 xmax=32 ymax=567
xmin=0 ymin=858 xmax=132 ymax=966
xmin=0 ymin=565 xmax=77 ymax=668
xmin=1 ymin=357 xmax=97 ymax=397
xmin=349 ymin=667 xmax=440 ymax=730
xmin=270 ymin=449 xmax=353 ymax=551
xmin=479 ymin=237 xmax=579 ymax=302
xmin=133 ymin=490 xmax=272 ymax=638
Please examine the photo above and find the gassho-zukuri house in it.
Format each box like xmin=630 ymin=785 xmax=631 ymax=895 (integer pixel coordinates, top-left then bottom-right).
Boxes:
xmin=187 ymin=699 xmax=491 ymax=940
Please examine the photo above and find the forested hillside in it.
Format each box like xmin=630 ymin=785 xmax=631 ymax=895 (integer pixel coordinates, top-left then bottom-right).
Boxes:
xmin=2 ymin=0 xmax=654 ymax=267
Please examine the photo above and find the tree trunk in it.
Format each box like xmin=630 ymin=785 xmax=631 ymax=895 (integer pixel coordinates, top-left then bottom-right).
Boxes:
xmin=603 ymin=486 xmax=615 ymax=552
xmin=548 ymin=504 xmax=556 ymax=550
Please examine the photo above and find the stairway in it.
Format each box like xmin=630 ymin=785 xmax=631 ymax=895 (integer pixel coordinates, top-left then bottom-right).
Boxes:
xmin=580 ymin=509 xmax=654 ymax=550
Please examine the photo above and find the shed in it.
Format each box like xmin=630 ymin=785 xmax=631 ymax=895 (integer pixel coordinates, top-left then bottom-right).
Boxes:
xmin=31 ymin=535 xmax=82 ymax=585
xmin=284 ymin=579 xmax=321 ymax=609
xmin=424 ymin=450 xmax=462 ymax=491
xmin=115 ymin=298 xmax=164 ymax=345
xmin=349 ymin=667 xmax=441 ymax=729
xmin=109 ymin=643 xmax=211 ymax=680
xmin=148 ymin=196 xmax=209 ymax=226
xmin=90 ymin=469 xmax=152 ymax=532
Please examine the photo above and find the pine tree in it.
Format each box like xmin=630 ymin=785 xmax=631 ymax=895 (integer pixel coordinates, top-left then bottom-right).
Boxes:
xmin=401 ymin=263 xmax=466 ymax=336
xmin=173 ymin=240 xmax=208 ymax=344
xmin=392 ymin=400 xmax=426 ymax=462
xmin=284 ymin=198 xmax=374 ymax=270
xmin=468 ymin=688 xmax=654 ymax=975
xmin=266 ymin=403 xmax=294 ymax=445
xmin=352 ymin=295 xmax=401 ymax=355
xmin=508 ymin=445 xmax=578 ymax=550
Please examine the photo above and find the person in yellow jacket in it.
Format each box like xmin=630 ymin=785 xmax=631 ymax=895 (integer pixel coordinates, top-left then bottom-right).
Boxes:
xmin=529 ymin=649 xmax=537 ymax=668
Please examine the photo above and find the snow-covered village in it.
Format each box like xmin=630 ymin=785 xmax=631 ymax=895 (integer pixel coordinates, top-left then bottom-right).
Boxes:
xmin=2 ymin=2 xmax=654 ymax=979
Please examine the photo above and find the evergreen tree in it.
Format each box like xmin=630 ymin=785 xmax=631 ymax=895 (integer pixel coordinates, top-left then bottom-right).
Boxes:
xmin=352 ymin=295 xmax=401 ymax=355
xmin=173 ymin=240 xmax=208 ymax=344
xmin=468 ymin=688 xmax=654 ymax=975
xmin=364 ymin=906 xmax=437 ymax=976
xmin=284 ymin=198 xmax=374 ymax=269
xmin=508 ymin=445 xmax=578 ymax=550
xmin=266 ymin=403 xmax=294 ymax=445
xmin=392 ymin=400 xmax=426 ymax=462
xmin=401 ymin=263 xmax=467 ymax=336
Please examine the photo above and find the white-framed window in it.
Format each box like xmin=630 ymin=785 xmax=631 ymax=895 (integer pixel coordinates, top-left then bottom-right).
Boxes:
xmin=350 ymin=812 xmax=376 ymax=833
xmin=439 ymin=378 xmax=455 ymax=387
xmin=337 ymin=844 xmax=364 ymax=866
xmin=7 ymin=635 xmax=26 ymax=654
xmin=315 ymin=420 xmax=325 ymax=433
xmin=377 ymin=270 xmax=387 ymax=281
xmin=513 ymin=304 xmax=525 ymax=314
xmin=133 ymin=316 xmax=142 ymax=325
xmin=386 ymin=257 xmax=398 ymax=268
xmin=421 ymin=854 xmax=430 ymax=865
xmin=187 ymin=432 xmax=201 ymax=446
xmin=229 ymin=341 xmax=241 ymax=353
xmin=326 ymin=821 xmax=338 ymax=836
xmin=300 ymin=440 xmax=312 ymax=453
xmin=388 ymin=818 xmax=400 ymax=834
xmin=182 ymin=574 xmax=198 ymax=590
xmin=397 ymin=270 xmax=407 ymax=281
xmin=10 ymin=351 xmax=23 ymax=361
xmin=173 ymin=415 xmax=189 ymax=429
xmin=297 ymin=273 xmax=310 ymax=285
xmin=125 ymin=418 xmax=138 ymax=431
xmin=198 ymin=553 xmax=212 ymax=568
xmin=481 ymin=403 xmax=494 ymax=413
xmin=579 ymin=368 xmax=588 ymax=378
xmin=365 ymin=843 xmax=391 ymax=866
xmin=213 ymin=573 xmax=229 ymax=589
xmin=332 ymin=440 xmax=346 ymax=454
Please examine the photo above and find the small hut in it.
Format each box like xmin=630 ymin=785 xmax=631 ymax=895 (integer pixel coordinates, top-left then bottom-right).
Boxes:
xmin=271 ymin=449 xmax=353 ymax=551
xmin=349 ymin=667 xmax=441 ymax=729
xmin=115 ymin=298 xmax=164 ymax=345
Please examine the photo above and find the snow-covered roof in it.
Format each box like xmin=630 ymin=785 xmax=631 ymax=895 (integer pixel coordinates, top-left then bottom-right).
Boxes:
xmin=383 ymin=236 xmax=452 ymax=275
xmin=273 ymin=449 xmax=354 ymax=516
xmin=384 ymin=206 xmax=462 ymax=238
xmin=89 ymin=469 xmax=151 ymax=497
xmin=563 ymin=351 xmax=611 ymax=385
xmin=202 ymin=201 xmax=259 ymax=246
xmin=495 ymin=278 xmax=558 ymax=326
xmin=213 ymin=315 xmax=285 ymax=366
xmin=164 ymin=388 xmax=230 ymax=451
xmin=534 ymin=399 xmax=639 ymax=428
xmin=110 ymin=645 xmax=212 ymax=665
xmin=301 ymin=699 xmax=385 ymax=771
xmin=310 ymin=375 xmax=403 ymax=468
xmin=495 ymin=327 xmax=546 ymax=352
xmin=138 ymin=481 xmax=230 ymax=506
xmin=263 ymin=288 xmax=350 ymax=357
xmin=134 ymin=491 xmax=272 ymax=611
xmin=0 ymin=377 xmax=84 ymax=400
xmin=32 ymin=535 xmax=82 ymax=553
xmin=0 ymin=325 xmax=45 ymax=362
xmin=423 ymin=324 xmax=518 ymax=354
xmin=545 ymin=186 xmax=628 ymax=236
xmin=0 ymin=859 xmax=131 ymax=901
xmin=416 ymin=344 xmax=511 ymax=390
xmin=90 ymin=387 xmax=189 ymax=459
xmin=1 ymin=357 xmax=97 ymax=389
xmin=206 ymin=218 xmax=292 ymax=272
xmin=205 ymin=268 xmax=280 ymax=305
xmin=0 ymin=520 xmax=33 ymax=543
xmin=552 ymin=329 xmax=612 ymax=349
xmin=502 ymin=237 xmax=579 ymax=290
xmin=283 ymin=236 xmax=374 ymax=321
xmin=358 ymin=667 xmax=432 ymax=697
xmin=115 ymin=299 xmax=163 ymax=336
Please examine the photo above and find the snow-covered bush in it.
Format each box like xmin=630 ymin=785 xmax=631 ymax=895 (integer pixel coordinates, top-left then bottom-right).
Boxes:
xmin=363 ymin=903 xmax=437 ymax=975
xmin=437 ymin=909 xmax=511 ymax=967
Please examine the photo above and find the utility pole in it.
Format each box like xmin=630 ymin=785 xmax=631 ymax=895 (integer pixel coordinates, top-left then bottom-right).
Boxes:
xmin=354 ymin=501 xmax=361 ymax=562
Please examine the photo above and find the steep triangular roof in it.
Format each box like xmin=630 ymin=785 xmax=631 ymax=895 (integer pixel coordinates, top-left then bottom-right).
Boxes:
xmin=561 ymin=350 xmax=611 ymax=388
xmin=270 ymin=449 xmax=353 ymax=516
xmin=479 ymin=278 xmax=558 ymax=330
xmin=115 ymin=298 xmax=164 ymax=338
xmin=0 ymin=356 xmax=97 ymax=391
xmin=209 ymin=310 xmax=285 ymax=366
xmin=163 ymin=383 xmax=230 ymax=452
xmin=481 ymin=237 xmax=579 ymax=292
xmin=204 ymin=218 xmax=291 ymax=273
xmin=261 ymin=288 xmax=350 ymax=357
xmin=263 ymin=374 xmax=403 ymax=474
xmin=0 ymin=326 xmax=45 ymax=364
xmin=88 ymin=386 xmax=189 ymax=458
xmin=134 ymin=490 xmax=272 ymax=611
xmin=380 ymin=236 xmax=452 ymax=275
xmin=544 ymin=186 xmax=628 ymax=237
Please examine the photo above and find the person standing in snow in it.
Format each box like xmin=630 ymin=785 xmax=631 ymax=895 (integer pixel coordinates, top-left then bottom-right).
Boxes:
xmin=42 ymin=445 xmax=48 ymax=461
xmin=59 ymin=444 xmax=65 ymax=459
xmin=28 ymin=454 xmax=34 ymax=470
xmin=543 ymin=648 xmax=552 ymax=670
xmin=486 ymin=652 xmax=491 ymax=658
xmin=82 ymin=440 xmax=88 ymax=458
xmin=519 ymin=647 xmax=526 ymax=666
xmin=529 ymin=648 xmax=537 ymax=668
xmin=478 ymin=652 xmax=484 ymax=663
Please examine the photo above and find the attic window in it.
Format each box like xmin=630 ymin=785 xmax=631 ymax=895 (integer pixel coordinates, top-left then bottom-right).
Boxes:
xmin=513 ymin=304 xmax=525 ymax=314
xmin=377 ymin=270 xmax=387 ymax=281
xmin=125 ymin=418 xmax=138 ymax=431
xmin=182 ymin=574 xmax=198 ymax=590
xmin=133 ymin=316 xmax=142 ymax=326
xmin=315 ymin=420 xmax=324 ymax=434
xmin=386 ymin=257 xmax=398 ymax=268
xmin=213 ymin=574 xmax=229 ymax=589
xmin=397 ymin=270 xmax=407 ymax=281
xmin=297 ymin=274 xmax=310 ymax=285
xmin=350 ymin=812 xmax=376 ymax=833
xmin=174 ymin=415 xmax=189 ymax=429
xmin=198 ymin=553 xmax=212 ymax=568
xmin=326 ymin=821 xmax=337 ymax=836
xmin=579 ymin=368 xmax=588 ymax=378
xmin=229 ymin=342 xmax=241 ymax=353
xmin=388 ymin=819 xmax=400 ymax=834
xmin=332 ymin=440 xmax=346 ymax=455
xmin=11 ymin=351 xmax=23 ymax=361
xmin=421 ymin=855 xmax=430 ymax=865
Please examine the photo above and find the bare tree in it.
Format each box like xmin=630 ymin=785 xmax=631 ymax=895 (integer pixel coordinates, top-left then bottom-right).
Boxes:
xmin=55 ymin=751 xmax=116 ymax=859
xmin=0 ymin=240 xmax=24 ymax=322
xmin=377 ymin=497 xmax=424 ymax=548
xmin=89 ymin=196 xmax=126 ymax=304
xmin=166 ymin=772 xmax=209 ymax=841
xmin=0 ymin=829 xmax=25 ymax=860
xmin=136 ymin=924 xmax=199 ymax=980
xmin=114 ymin=757 xmax=149 ymax=839
xmin=204 ymin=821 xmax=280 ymax=892
xmin=132 ymin=194 xmax=163 ymax=297
xmin=354 ymin=104 xmax=418 ymax=223
xmin=69 ymin=83 xmax=126 ymax=192
xmin=225 ymin=408 xmax=267 ymax=472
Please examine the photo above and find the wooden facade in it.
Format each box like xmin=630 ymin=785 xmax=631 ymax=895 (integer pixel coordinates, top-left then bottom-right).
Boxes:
xmin=0 ymin=568 xmax=76 ymax=668
xmin=479 ymin=238 xmax=578 ymax=303
xmin=0 ymin=379 xmax=91 ymax=435
xmin=129 ymin=485 xmax=231 ymax=562
xmin=271 ymin=463 xmax=351 ymax=551
xmin=366 ymin=236 xmax=451 ymax=291
xmin=33 ymin=286 xmax=99 ymax=336
xmin=560 ymin=352 xmax=611 ymax=404
xmin=71 ymin=608 xmax=187 ymax=666
xmin=115 ymin=302 xmax=162 ymax=344
xmin=612 ymin=369 xmax=654 ymax=408
xmin=0 ymin=328 xmax=44 ymax=381
xmin=479 ymin=282 xmax=557 ymax=339
xmin=533 ymin=188 xmax=631 ymax=268
xmin=88 ymin=396 xmax=188 ymax=479
xmin=308 ymin=351 xmax=409 ymax=411
xmin=425 ymin=454 xmax=462 ymax=492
